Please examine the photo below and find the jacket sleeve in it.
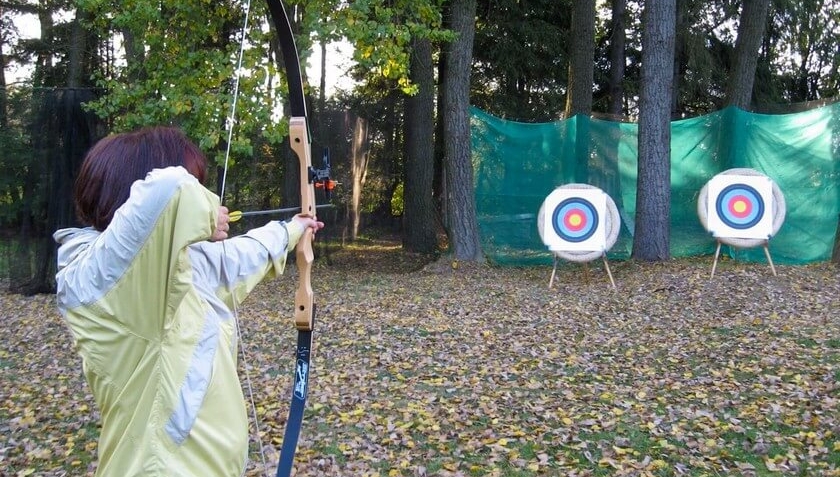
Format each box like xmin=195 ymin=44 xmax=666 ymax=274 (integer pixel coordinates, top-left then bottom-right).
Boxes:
xmin=187 ymin=219 xmax=305 ymax=308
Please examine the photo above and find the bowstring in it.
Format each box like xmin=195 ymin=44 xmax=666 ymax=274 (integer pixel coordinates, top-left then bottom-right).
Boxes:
xmin=220 ymin=0 xmax=270 ymax=475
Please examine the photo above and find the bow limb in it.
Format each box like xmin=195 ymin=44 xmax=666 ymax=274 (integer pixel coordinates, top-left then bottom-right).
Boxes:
xmin=265 ymin=0 xmax=315 ymax=331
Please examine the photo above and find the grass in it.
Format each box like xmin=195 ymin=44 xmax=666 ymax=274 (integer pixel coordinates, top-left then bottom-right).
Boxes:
xmin=1 ymin=244 xmax=838 ymax=476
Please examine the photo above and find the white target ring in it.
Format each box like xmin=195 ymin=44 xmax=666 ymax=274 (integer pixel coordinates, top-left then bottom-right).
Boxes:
xmin=698 ymin=168 xmax=786 ymax=248
xmin=538 ymin=184 xmax=621 ymax=263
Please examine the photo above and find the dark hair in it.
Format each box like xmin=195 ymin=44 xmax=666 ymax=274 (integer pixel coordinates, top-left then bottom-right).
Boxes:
xmin=74 ymin=126 xmax=208 ymax=230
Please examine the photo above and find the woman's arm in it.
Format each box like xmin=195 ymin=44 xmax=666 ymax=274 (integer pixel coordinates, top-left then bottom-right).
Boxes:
xmin=188 ymin=219 xmax=306 ymax=307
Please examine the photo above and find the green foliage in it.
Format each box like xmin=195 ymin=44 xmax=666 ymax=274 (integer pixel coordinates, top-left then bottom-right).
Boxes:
xmin=763 ymin=0 xmax=840 ymax=103
xmin=77 ymin=0 xmax=287 ymax=168
xmin=390 ymin=182 xmax=404 ymax=216
xmin=338 ymin=0 xmax=453 ymax=95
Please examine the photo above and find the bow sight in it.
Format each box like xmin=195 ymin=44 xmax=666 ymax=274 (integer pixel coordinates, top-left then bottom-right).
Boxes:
xmin=311 ymin=147 xmax=336 ymax=200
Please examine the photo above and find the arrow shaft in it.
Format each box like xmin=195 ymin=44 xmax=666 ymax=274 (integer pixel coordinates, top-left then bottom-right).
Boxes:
xmin=230 ymin=204 xmax=334 ymax=222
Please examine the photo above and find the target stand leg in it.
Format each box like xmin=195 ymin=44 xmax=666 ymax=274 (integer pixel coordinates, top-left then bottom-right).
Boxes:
xmin=763 ymin=242 xmax=777 ymax=276
xmin=710 ymin=241 xmax=722 ymax=280
xmin=549 ymin=254 xmax=559 ymax=288
xmin=601 ymin=254 xmax=616 ymax=289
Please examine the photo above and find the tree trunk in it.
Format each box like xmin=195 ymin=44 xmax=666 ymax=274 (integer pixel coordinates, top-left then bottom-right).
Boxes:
xmin=566 ymin=0 xmax=596 ymax=182
xmin=319 ymin=38 xmax=326 ymax=114
xmin=32 ymin=6 xmax=54 ymax=87
xmin=565 ymin=0 xmax=595 ymax=118
xmin=442 ymin=0 xmax=482 ymax=261
xmin=403 ymin=37 xmax=438 ymax=254
xmin=120 ymin=15 xmax=146 ymax=79
xmin=0 ymin=4 xmax=7 ymax=128
xmin=726 ymin=0 xmax=771 ymax=109
xmin=632 ymin=0 xmax=676 ymax=261
xmin=67 ymin=9 xmax=90 ymax=88
xmin=608 ymin=0 xmax=627 ymax=116
xmin=349 ymin=115 xmax=369 ymax=241
xmin=434 ymin=49 xmax=446 ymax=222
xmin=671 ymin=0 xmax=686 ymax=115
xmin=833 ymin=214 xmax=840 ymax=264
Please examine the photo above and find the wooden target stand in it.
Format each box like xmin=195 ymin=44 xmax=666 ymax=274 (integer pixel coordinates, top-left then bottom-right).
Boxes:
xmin=538 ymin=184 xmax=621 ymax=289
xmin=697 ymin=168 xmax=786 ymax=279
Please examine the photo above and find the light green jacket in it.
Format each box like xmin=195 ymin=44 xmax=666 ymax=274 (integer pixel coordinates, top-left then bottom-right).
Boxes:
xmin=54 ymin=167 xmax=303 ymax=476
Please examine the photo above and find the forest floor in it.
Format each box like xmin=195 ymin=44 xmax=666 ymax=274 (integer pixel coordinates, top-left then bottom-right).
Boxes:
xmin=1 ymin=239 xmax=839 ymax=476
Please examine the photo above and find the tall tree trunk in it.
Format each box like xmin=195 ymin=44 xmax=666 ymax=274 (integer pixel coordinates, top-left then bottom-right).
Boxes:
xmin=632 ymin=0 xmax=676 ymax=261
xmin=565 ymin=0 xmax=595 ymax=117
xmin=403 ymin=37 xmax=438 ymax=253
xmin=67 ymin=10 xmax=90 ymax=88
xmin=442 ymin=0 xmax=482 ymax=261
xmin=566 ymin=0 xmax=596 ymax=183
xmin=349 ymin=115 xmax=369 ymax=241
xmin=0 ymin=4 xmax=7 ymax=128
xmin=608 ymin=0 xmax=627 ymax=116
xmin=319 ymin=37 xmax=327 ymax=115
xmin=32 ymin=5 xmax=54 ymax=87
xmin=434 ymin=50 xmax=446 ymax=221
xmin=601 ymin=0 xmax=628 ymax=222
xmin=671 ymin=0 xmax=686 ymax=115
xmin=726 ymin=0 xmax=771 ymax=109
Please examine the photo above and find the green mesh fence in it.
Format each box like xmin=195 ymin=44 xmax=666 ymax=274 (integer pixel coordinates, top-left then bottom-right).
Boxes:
xmin=472 ymin=103 xmax=840 ymax=266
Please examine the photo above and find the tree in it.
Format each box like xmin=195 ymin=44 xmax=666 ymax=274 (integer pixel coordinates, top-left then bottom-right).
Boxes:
xmin=348 ymin=114 xmax=369 ymax=240
xmin=607 ymin=0 xmax=627 ymax=116
xmin=726 ymin=0 xmax=772 ymax=108
xmin=759 ymin=0 xmax=840 ymax=105
xmin=565 ymin=0 xmax=595 ymax=117
xmin=472 ymin=0 xmax=569 ymax=122
xmin=442 ymin=0 xmax=482 ymax=261
xmin=79 ymin=0 xmax=285 ymax=164
xmin=632 ymin=0 xmax=676 ymax=261
xmin=565 ymin=0 xmax=595 ymax=183
xmin=403 ymin=36 xmax=438 ymax=253
xmin=337 ymin=0 xmax=450 ymax=242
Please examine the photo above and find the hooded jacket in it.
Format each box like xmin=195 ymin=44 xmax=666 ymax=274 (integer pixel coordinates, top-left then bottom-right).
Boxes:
xmin=54 ymin=166 xmax=303 ymax=476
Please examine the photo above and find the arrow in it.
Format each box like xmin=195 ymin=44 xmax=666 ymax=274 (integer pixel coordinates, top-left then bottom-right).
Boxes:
xmin=229 ymin=203 xmax=335 ymax=223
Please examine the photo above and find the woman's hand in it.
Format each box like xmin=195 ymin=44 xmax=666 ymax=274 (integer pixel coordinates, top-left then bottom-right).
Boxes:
xmin=211 ymin=206 xmax=231 ymax=241
xmin=291 ymin=214 xmax=325 ymax=235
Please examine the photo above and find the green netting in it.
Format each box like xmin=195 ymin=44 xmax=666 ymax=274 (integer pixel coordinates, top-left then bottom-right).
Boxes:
xmin=472 ymin=103 xmax=840 ymax=266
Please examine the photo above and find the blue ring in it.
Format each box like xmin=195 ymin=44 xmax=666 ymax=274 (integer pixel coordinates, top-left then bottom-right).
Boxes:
xmin=552 ymin=198 xmax=598 ymax=243
xmin=715 ymin=183 xmax=765 ymax=230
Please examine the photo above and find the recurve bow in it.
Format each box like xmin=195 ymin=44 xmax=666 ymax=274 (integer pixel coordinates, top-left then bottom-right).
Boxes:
xmin=264 ymin=1 xmax=330 ymax=475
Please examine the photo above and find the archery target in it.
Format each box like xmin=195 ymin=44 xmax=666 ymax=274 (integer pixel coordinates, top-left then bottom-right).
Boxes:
xmin=541 ymin=188 xmax=607 ymax=252
xmin=707 ymin=174 xmax=773 ymax=240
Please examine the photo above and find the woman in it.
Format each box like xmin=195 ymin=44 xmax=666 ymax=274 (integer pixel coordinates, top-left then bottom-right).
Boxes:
xmin=54 ymin=126 xmax=323 ymax=476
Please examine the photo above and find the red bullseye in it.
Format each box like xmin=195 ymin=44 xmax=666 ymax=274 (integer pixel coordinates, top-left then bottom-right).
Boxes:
xmin=565 ymin=211 xmax=587 ymax=231
xmin=728 ymin=195 xmax=752 ymax=218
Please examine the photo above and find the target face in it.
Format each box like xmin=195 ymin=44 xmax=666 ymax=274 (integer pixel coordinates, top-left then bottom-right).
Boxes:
xmin=707 ymin=175 xmax=773 ymax=239
xmin=715 ymin=184 xmax=764 ymax=229
xmin=541 ymin=188 xmax=607 ymax=252
xmin=552 ymin=198 xmax=599 ymax=242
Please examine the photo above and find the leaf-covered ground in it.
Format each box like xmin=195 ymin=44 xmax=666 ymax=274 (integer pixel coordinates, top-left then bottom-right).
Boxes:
xmin=1 ymin=241 xmax=839 ymax=476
